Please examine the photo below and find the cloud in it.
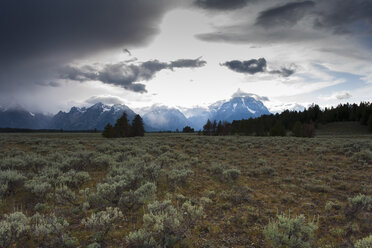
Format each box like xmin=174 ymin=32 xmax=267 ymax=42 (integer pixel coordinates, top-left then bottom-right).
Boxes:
xmin=335 ymin=92 xmax=352 ymax=100
xmin=85 ymin=96 xmax=126 ymax=105
xmin=0 ymin=0 xmax=175 ymax=92
xmin=222 ymin=58 xmax=267 ymax=74
xmin=232 ymin=88 xmax=270 ymax=101
xmin=222 ymin=58 xmax=296 ymax=77
xmin=194 ymin=0 xmax=252 ymax=10
xmin=61 ymin=58 xmax=207 ymax=93
xmin=196 ymin=0 xmax=372 ymax=46
xmin=314 ymin=0 xmax=372 ymax=34
xmin=270 ymin=67 xmax=296 ymax=77
xmin=321 ymin=91 xmax=353 ymax=101
xmin=255 ymin=1 xmax=316 ymax=28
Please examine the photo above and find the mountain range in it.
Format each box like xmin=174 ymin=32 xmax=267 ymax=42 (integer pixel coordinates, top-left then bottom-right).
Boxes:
xmin=0 ymin=96 xmax=273 ymax=131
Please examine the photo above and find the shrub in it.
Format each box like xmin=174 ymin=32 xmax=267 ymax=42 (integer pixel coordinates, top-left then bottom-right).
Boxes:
xmin=134 ymin=182 xmax=157 ymax=205
xmin=346 ymin=194 xmax=372 ymax=218
xmin=54 ymin=185 xmax=77 ymax=205
xmin=263 ymin=214 xmax=318 ymax=248
xmin=355 ymin=234 xmax=372 ymax=248
xmin=0 ymin=212 xmax=30 ymax=248
xmin=82 ymin=207 xmax=123 ymax=243
xmin=126 ymin=229 xmax=159 ymax=248
xmin=31 ymin=213 xmax=74 ymax=247
xmin=210 ymin=163 xmax=224 ymax=175
xmin=140 ymin=200 xmax=203 ymax=246
xmin=222 ymin=168 xmax=241 ymax=182
xmin=0 ymin=170 xmax=25 ymax=197
xmin=167 ymin=168 xmax=193 ymax=187
xmin=25 ymin=180 xmax=53 ymax=198
xmin=57 ymin=170 xmax=90 ymax=188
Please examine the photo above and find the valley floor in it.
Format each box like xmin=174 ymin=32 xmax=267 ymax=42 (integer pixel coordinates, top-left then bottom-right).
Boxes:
xmin=0 ymin=133 xmax=371 ymax=247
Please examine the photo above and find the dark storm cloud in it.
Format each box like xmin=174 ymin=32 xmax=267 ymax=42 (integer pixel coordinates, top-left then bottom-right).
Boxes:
xmin=197 ymin=0 xmax=372 ymax=44
xmin=222 ymin=58 xmax=295 ymax=77
xmin=255 ymin=1 xmax=315 ymax=28
xmin=0 ymin=0 xmax=174 ymax=92
xmin=194 ymin=0 xmax=252 ymax=10
xmin=85 ymin=96 xmax=125 ymax=105
xmin=314 ymin=0 xmax=372 ymax=34
xmin=61 ymin=58 xmax=207 ymax=93
xmin=222 ymin=58 xmax=267 ymax=74
xmin=0 ymin=0 xmax=171 ymax=66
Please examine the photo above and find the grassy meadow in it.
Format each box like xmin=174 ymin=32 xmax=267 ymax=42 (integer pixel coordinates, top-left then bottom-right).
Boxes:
xmin=0 ymin=132 xmax=371 ymax=247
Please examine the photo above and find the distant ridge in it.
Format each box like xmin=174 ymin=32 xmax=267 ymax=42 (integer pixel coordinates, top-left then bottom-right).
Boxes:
xmin=0 ymin=96 xmax=272 ymax=131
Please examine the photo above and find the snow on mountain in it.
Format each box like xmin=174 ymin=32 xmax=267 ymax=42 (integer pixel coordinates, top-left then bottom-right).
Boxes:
xmin=185 ymin=95 xmax=271 ymax=130
xmin=50 ymin=102 xmax=137 ymax=130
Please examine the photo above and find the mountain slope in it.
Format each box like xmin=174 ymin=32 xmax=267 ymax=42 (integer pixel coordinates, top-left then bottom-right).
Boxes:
xmin=0 ymin=108 xmax=52 ymax=129
xmin=142 ymin=106 xmax=189 ymax=131
xmin=50 ymin=103 xmax=137 ymax=130
xmin=186 ymin=96 xmax=271 ymax=129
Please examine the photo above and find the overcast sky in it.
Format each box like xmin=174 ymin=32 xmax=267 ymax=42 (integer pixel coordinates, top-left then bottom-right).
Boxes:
xmin=1 ymin=0 xmax=371 ymax=114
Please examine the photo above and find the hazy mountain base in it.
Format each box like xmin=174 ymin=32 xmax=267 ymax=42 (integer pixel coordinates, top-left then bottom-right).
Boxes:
xmin=0 ymin=133 xmax=371 ymax=247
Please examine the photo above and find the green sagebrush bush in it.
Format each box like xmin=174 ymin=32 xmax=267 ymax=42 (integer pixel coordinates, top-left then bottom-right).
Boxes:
xmin=346 ymin=194 xmax=372 ymax=218
xmin=222 ymin=168 xmax=241 ymax=182
xmin=126 ymin=200 xmax=203 ymax=247
xmin=32 ymin=213 xmax=77 ymax=247
xmin=126 ymin=229 xmax=159 ymax=248
xmin=54 ymin=185 xmax=77 ymax=206
xmin=167 ymin=168 xmax=193 ymax=188
xmin=119 ymin=182 xmax=157 ymax=209
xmin=355 ymin=234 xmax=372 ymax=248
xmin=82 ymin=207 xmax=123 ymax=244
xmin=0 ymin=212 xmax=30 ymax=248
xmin=0 ymin=170 xmax=25 ymax=197
xmin=263 ymin=214 xmax=318 ymax=248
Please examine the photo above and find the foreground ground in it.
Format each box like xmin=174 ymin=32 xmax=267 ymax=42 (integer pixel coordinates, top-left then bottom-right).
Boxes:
xmin=0 ymin=133 xmax=371 ymax=247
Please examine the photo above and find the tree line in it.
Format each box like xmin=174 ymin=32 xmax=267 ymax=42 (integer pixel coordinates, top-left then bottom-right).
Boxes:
xmin=202 ymin=102 xmax=372 ymax=137
xmin=102 ymin=113 xmax=145 ymax=138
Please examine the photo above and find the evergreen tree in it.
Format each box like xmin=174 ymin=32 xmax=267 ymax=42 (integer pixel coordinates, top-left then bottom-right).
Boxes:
xmin=114 ymin=112 xmax=130 ymax=137
xmin=292 ymin=121 xmax=303 ymax=137
xmin=203 ymin=119 xmax=212 ymax=136
xmin=182 ymin=126 xmax=194 ymax=133
xmin=368 ymin=114 xmax=372 ymax=133
xmin=269 ymin=122 xmax=286 ymax=136
xmin=216 ymin=121 xmax=223 ymax=136
xmin=131 ymin=114 xmax=145 ymax=137
xmin=102 ymin=123 xmax=114 ymax=138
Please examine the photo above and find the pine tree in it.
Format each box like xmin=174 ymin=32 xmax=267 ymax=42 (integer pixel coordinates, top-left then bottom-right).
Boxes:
xmin=292 ymin=121 xmax=303 ymax=137
xmin=102 ymin=123 xmax=114 ymax=138
xmin=203 ymin=119 xmax=212 ymax=136
xmin=131 ymin=114 xmax=145 ymax=137
xmin=368 ymin=114 xmax=372 ymax=133
xmin=216 ymin=121 xmax=223 ymax=136
xmin=114 ymin=112 xmax=130 ymax=137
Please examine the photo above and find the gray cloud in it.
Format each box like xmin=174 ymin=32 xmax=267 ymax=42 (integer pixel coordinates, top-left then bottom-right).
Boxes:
xmin=222 ymin=58 xmax=267 ymax=74
xmin=0 ymin=0 xmax=174 ymax=92
xmin=255 ymin=1 xmax=315 ymax=28
xmin=222 ymin=58 xmax=295 ymax=77
xmin=85 ymin=96 xmax=125 ymax=105
xmin=61 ymin=58 xmax=207 ymax=93
xmin=336 ymin=92 xmax=352 ymax=100
xmin=270 ymin=67 xmax=296 ymax=77
xmin=314 ymin=0 xmax=372 ymax=34
xmin=232 ymin=89 xmax=270 ymax=101
xmin=196 ymin=0 xmax=372 ymax=45
xmin=194 ymin=0 xmax=252 ymax=10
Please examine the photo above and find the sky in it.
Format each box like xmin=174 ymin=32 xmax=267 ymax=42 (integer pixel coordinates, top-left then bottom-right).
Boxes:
xmin=0 ymin=0 xmax=372 ymax=114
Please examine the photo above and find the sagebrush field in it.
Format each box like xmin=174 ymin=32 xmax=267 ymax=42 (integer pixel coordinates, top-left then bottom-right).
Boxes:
xmin=0 ymin=133 xmax=371 ymax=247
